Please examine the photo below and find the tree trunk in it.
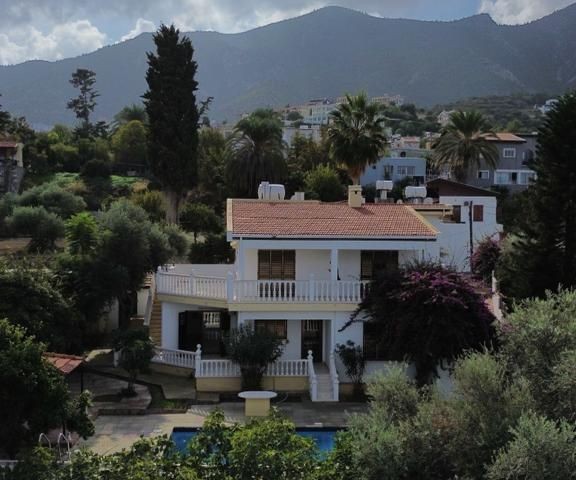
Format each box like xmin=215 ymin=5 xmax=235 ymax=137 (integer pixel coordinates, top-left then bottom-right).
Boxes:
xmin=164 ymin=190 xmax=181 ymax=224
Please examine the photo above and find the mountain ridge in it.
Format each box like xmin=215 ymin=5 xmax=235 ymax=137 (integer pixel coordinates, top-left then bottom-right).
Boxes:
xmin=1 ymin=5 xmax=575 ymax=128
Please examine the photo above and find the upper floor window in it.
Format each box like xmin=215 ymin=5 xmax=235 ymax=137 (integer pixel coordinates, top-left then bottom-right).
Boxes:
xmin=503 ymin=148 xmax=517 ymax=159
xmin=361 ymin=251 xmax=399 ymax=280
xmin=258 ymin=250 xmax=295 ymax=280
xmin=363 ymin=322 xmax=386 ymax=361
xmin=477 ymin=170 xmax=490 ymax=180
xmin=495 ymin=170 xmax=535 ymax=185
xmin=396 ymin=165 xmax=416 ymax=176
xmin=473 ymin=205 xmax=484 ymax=222
xmin=255 ymin=320 xmax=288 ymax=340
xmin=451 ymin=205 xmax=462 ymax=223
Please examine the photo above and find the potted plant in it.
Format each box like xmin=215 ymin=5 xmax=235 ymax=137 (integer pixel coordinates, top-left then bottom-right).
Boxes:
xmin=336 ymin=341 xmax=366 ymax=399
xmin=225 ymin=325 xmax=284 ymax=390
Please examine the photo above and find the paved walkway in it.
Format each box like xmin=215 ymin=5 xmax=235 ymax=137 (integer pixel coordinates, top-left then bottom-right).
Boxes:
xmin=80 ymin=401 xmax=367 ymax=454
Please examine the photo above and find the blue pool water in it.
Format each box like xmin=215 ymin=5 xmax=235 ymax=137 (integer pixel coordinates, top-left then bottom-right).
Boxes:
xmin=171 ymin=427 xmax=341 ymax=454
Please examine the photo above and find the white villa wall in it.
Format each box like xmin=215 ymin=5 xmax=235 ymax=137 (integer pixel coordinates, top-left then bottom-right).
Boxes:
xmin=161 ymin=302 xmax=202 ymax=350
xmin=296 ymin=250 xmax=331 ymax=281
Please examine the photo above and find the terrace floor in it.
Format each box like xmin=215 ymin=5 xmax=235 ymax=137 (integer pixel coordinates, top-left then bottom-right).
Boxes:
xmin=80 ymin=401 xmax=368 ymax=455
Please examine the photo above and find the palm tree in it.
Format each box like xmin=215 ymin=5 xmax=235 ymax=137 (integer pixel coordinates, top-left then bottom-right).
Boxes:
xmin=327 ymin=93 xmax=387 ymax=184
xmin=227 ymin=109 xmax=286 ymax=198
xmin=111 ymin=104 xmax=148 ymax=132
xmin=432 ymin=111 xmax=499 ymax=182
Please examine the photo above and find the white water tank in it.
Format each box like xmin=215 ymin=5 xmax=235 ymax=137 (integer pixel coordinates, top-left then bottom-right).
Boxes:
xmin=258 ymin=182 xmax=286 ymax=200
xmin=376 ymin=180 xmax=393 ymax=192
xmin=404 ymin=186 xmax=427 ymax=199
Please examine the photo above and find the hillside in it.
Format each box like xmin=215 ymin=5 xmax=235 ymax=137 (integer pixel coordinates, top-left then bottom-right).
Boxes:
xmin=1 ymin=5 xmax=576 ymax=128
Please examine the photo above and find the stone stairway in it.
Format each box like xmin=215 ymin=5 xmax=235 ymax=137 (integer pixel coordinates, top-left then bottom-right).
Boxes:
xmin=149 ymin=297 xmax=162 ymax=344
xmin=314 ymin=364 xmax=337 ymax=402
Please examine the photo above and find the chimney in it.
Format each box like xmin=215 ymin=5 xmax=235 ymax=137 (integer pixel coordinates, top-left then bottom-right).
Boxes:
xmin=348 ymin=185 xmax=363 ymax=208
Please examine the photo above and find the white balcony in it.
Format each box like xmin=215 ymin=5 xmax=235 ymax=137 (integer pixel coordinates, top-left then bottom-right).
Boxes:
xmin=156 ymin=271 xmax=370 ymax=304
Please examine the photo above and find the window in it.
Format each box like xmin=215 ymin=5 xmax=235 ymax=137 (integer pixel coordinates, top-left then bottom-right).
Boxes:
xmin=258 ymin=250 xmax=295 ymax=280
xmin=361 ymin=251 xmax=399 ymax=280
xmin=519 ymin=171 xmax=537 ymax=185
xmin=473 ymin=205 xmax=484 ymax=222
xmin=396 ymin=165 xmax=416 ymax=176
xmin=495 ymin=170 xmax=535 ymax=185
xmin=383 ymin=165 xmax=394 ymax=179
xmin=255 ymin=320 xmax=287 ymax=340
xmin=363 ymin=322 xmax=386 ymax=361
xmin=503 ymin=148 xmax=517 ymax=158
xmin=451 ymin=205 xmax=462 ymax=223
xmin=477 ymin=170 xmax=490 ymax=180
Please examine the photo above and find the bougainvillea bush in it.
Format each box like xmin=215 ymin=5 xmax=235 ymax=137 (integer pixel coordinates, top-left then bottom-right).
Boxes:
xmin=345 ymin=263 xmax=496 ymax=385
xmin=471 ymin=237 xmax=502 ymax=284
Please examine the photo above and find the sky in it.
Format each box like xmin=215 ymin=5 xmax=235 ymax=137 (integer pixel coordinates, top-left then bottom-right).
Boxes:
xmin=0 ymin=0 xmax=573 ymax=65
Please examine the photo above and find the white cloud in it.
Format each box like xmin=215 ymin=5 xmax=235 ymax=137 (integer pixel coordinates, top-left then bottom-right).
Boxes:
xmin=0 ymin=20 xmax=106 ymax=65
xmin=479 ymin=0 xmax=575 ymax=24
xmin=120 ymin=18 xmax=156 ymax=41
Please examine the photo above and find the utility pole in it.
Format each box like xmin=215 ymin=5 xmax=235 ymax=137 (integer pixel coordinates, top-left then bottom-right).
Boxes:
xmin=468 ymin=201 xmax=474 ymax=271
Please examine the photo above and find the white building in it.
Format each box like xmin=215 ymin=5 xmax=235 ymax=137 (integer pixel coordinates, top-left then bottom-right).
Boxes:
xmin=150 ymin=182 xmax=502 ymax=400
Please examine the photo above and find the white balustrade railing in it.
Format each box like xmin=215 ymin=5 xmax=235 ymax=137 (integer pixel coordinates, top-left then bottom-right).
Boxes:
xmin=328 ymin=352 xmax=340 ymax=402
xmin=266 ymin=359 xmax=309 ymax=376
xmin=196 ymin=359 xmax=240 ymax=378
xmin=152 ymin=347 xmax=196 ymax=369
xmin=307 ymin=350 xmax=318 ymax=402
xmin=157 ymin=271 xmax=370 ymax=304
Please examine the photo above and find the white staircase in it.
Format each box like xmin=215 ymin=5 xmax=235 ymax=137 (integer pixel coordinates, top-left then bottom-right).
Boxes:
xmin=314 ymin=363 xmax=338 ymax=402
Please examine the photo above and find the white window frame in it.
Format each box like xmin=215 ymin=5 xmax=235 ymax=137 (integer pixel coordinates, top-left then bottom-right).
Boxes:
xmin=502 ymin=148 xmax=517 ymax=159
xmin=477 ymin=170 xmax=490 ymax=180
xmin=396 ymin=165 xmax=416 ymax=176
xmin=494 ymin=169 xmax=536 ymax=185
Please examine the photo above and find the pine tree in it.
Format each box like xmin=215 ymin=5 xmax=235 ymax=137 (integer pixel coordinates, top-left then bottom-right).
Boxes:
xmin=66 ymin=69 xmax=99 ymax=138
xmin=143 ymin=24 xmax=201 ymax=223
xmin=513 ymin=92 xmax=576 ymax=297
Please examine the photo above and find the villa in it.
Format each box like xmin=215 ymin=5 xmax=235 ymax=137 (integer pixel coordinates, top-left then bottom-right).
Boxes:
xmin=149 ymin=181 xmax=502 ymax=401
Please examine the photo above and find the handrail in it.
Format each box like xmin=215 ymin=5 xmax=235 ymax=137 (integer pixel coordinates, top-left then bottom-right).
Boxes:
xmin=143 ymin=274 xmax=155 ymax=327
xmin=266 ymin=359 xmax=308 ymax=376
xmin=328 ymin=352 xmax=340 ymax=402
xmin=307 ymin=350 xmax=318 ymax=402
xmin=152 ymin=347 xmax=196 ymax=369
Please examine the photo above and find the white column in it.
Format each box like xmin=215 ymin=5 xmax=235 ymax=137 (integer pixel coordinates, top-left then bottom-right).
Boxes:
xmin=237 ymin=238 xmax=245 ymax=280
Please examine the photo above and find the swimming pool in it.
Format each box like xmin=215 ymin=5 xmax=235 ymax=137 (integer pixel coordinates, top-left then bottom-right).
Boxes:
xmin=171 ymin=427 xmax=343 ymax=454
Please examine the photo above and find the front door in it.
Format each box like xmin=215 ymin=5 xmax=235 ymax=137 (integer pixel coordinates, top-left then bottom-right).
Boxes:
xmin=301 ymin=320 xmax=323 ymax=361
xmin=178 ymin=311 xmax=203 ymax=351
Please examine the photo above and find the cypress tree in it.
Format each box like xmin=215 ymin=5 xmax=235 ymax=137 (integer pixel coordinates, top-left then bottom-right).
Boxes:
xmin=514 ymin=92 xmax=576 ymax=297
xmin=143 ymin=24 xmax=200 ymax=223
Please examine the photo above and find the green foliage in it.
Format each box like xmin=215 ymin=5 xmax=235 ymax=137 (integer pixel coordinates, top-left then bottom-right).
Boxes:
xmin=80 ymin=158 xmax=111 ymax=179
xmin=7 ymin=206 xmax=65 ymax=252
xmin=366 ymin=367 xmax=420 ymax=423
xmin=225 ymin=325 xmax=284 ymax=390
xmin=349 ymin=263 xmax=496 ymax=385
xmin=227 ymin=108 xmax=286 ymax=197
xmin=161 ymin=223 xmax=190 ymax=259
xmin=66 ymin=68 xmax=99 ymax=138
xmin=0 ymin=259 xmax=81 ymax=352
xmin=0 ymin=319 xmax=93 ymax=457
xmin=328 ymin=92 xmax=387 ymax=184
xmin=179 ymin=202 xmax=222 ymax=241
xmin=144 ymin=24 xmax=201 ymax=222
xmin=113 ymin=328 xmax=155 ymax=395
xmin=487 ymin=413 xmax=576 ymax=480
xmin=111 ymin=120 xmax=148 ymax=172
xmin=188 ymin=233 xmax=235 ymax=264
xmin=471 ymin=237 xmax=501 ymax=284
xmin=65 ymin=212 xmax=98 ymax=255
xmin=130 ymin=190 xmax=166 ymax=222
xmin=336 ymin=341 xmax=365 ymax=396
xmin=432 ymin=110 xmax=498 ymax=181
xmin=18 ymin=184 xmax=86 ymax=218
xmin=112 ymin=103 xmax=148 ymax=131
xmin=511 ymin=92 xmax=576 ymax=298
xmin=304 ymin=165 xmax=345 ymax=202
xmin=48 ymin=142 xmax=80 ymax=171
xmin=195 ymin=128 xmax=228 ymax=213
xmin=499 ymin=289 xmax=576 ymax=420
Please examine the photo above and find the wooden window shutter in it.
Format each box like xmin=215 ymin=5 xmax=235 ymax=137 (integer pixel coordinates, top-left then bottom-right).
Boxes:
xmin=282 ymin=251 xmax=296 ymax=280
xmin=270 ymin=251 xmax=284 ymax=278
xmin=258 ymin=250 xmax=271 ymax=279
xmin=473 ymin=205 xmax=484 ymax=222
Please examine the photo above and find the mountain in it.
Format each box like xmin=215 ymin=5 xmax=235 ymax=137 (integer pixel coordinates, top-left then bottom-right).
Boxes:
xmin=1 ymin=5 xmax=576 ymax=128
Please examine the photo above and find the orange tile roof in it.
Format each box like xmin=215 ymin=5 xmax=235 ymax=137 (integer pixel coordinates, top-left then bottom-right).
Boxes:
xmin=483 ymin=133 xmax=526 ymax=143
xmin=44 ymin=353 xmax=84 ymax=375
xmin=229 ymin=200 xmax=438 ymax=239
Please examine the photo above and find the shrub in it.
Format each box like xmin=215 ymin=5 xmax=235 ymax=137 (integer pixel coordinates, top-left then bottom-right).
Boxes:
xmin=80 ymin=158 xmax=111 ymax=179
xmin=487 ymin=414 xmax=576 ymax=480
xmin=130 ymin=190 xmax=166 ymax=222
xmin=336 ymin=341 xmax=366 ymax=398
xmin=18 ymin=184 xmax=86 ymax=218
xmin=65 ymin=212 xmax=98 ymax=255
xmin=225 ymin=325 xmax=284 ymax=390
xmin=162 ymin=223 xmax=190 ymax=259
xmin=304 ymin=164 xmax=345 ymax=202
xmin=189 ymin=233 xmax=235 ymax=264
xmin=7 ymin=206 xmax=65 ymax=252
xmin=179 ymin=202 xmax=222 ymax=242
xmin=113 ymin=328 xmax=155 ymax=396
xmin=471 ymin=237 xmax=501 ymax=284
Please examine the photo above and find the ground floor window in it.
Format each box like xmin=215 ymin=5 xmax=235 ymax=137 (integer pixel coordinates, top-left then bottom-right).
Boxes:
xmin=363 ymin=322 xmax=386 ymax=361
xmin=255 ymin=319 xmax=288 ymax=340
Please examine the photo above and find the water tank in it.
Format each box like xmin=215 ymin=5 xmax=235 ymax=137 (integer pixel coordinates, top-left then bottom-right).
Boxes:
xmin=376 ymin=180 xmax=393 ymax=191
xmin=404 ymin=186 xmax=427 ymax=199
xmin=258 ymin=181 xmax=286 ymax=200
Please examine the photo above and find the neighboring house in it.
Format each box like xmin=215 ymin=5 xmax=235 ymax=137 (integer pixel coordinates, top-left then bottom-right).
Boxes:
xmin=0 ymin=140 xmax=25 ymax=195
xmin=151 ymin=182 xmax=501 ymax=400
xmin=537 ymin=98 xmax=558 ymax=114
xmin=437 ymin=110 xmax=455 ymax=127
xmin=282 ymin=124 xmax=323 ymax=146
xmin=361 ymin=156 xmax=426 ymax=186
xmin=465 ymin=132 xmax=537 ymax=192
